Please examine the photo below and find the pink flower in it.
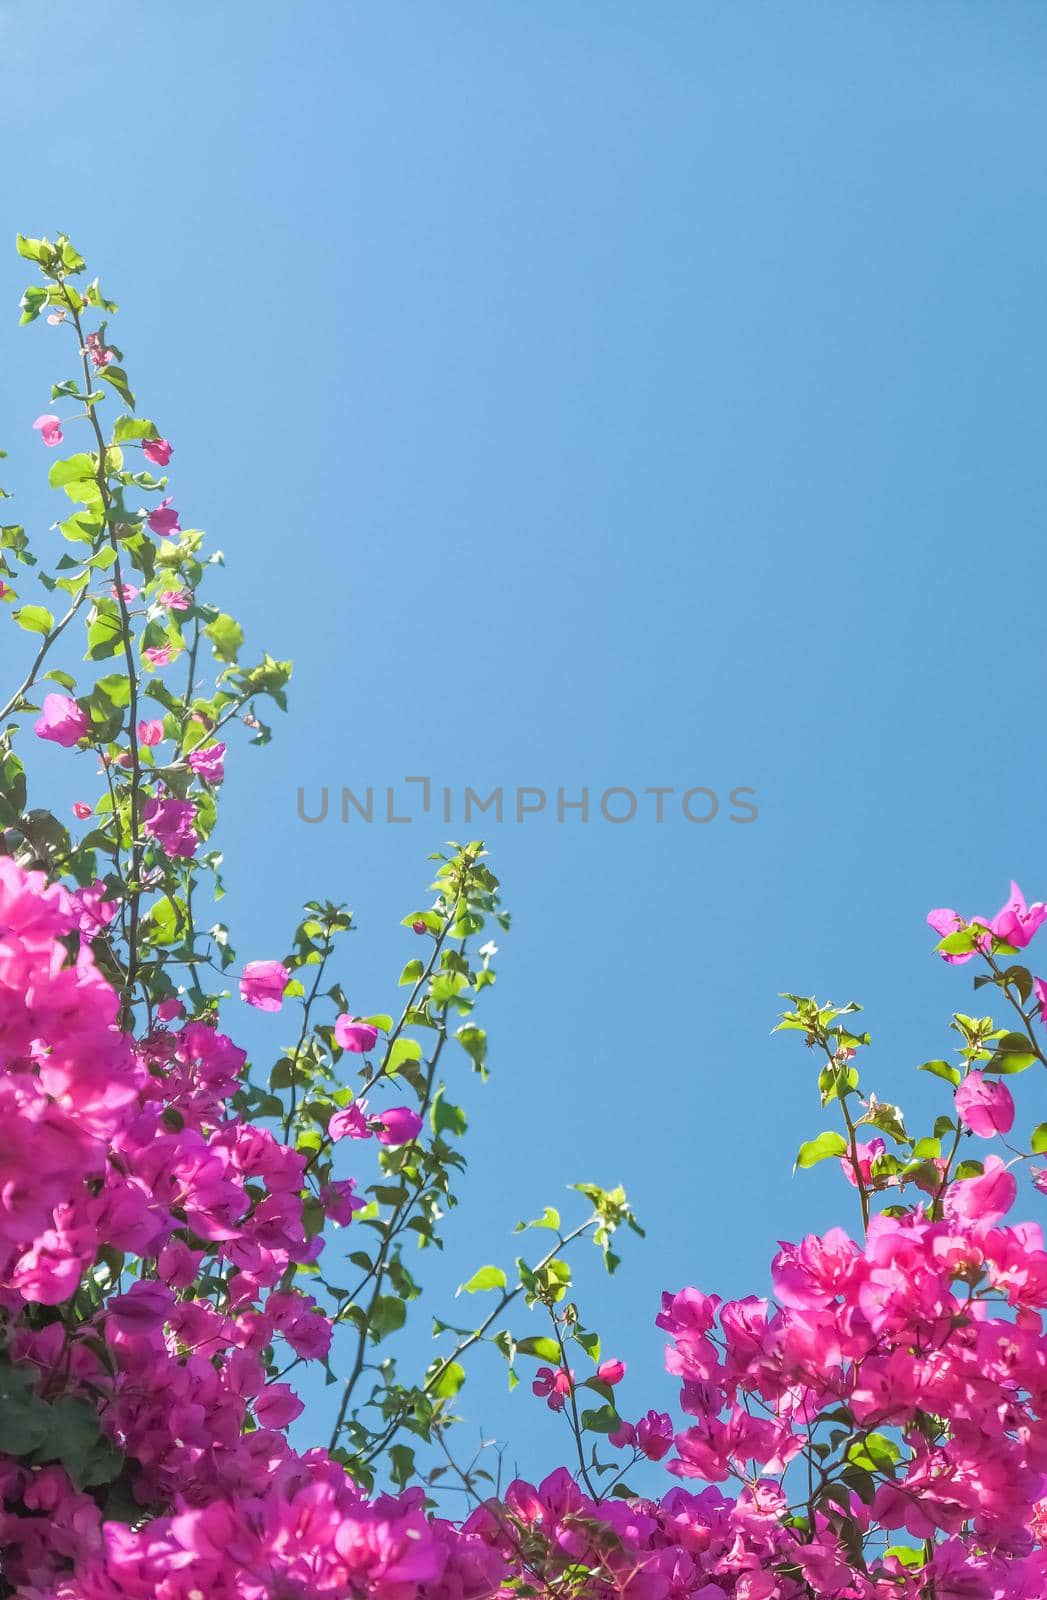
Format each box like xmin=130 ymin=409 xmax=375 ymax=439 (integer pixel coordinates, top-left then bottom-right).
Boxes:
xmin=138 ymin=718 xmax=164 ymax=747
xmin=107 ymin=1281 xmax=175 ymax=1337
xmin=955 ymin=1070 xmax=1015 ymax=1138
xmin=334 ymin=1014 xmax=379 ymax=1054
xmin=328 ymin=1102 xmax=371 ymax=1142
xmin=158 ymin=587 xmax=191 ymax=611
xmin=33 ymin=413 xmax=63 ymax=447
xmin=321 ymin=1178 xmax=366 ymax=1224
xmin=990 ymin=882 xmax=1047 ymax=948
xmin=239 ymin=960 xmax=290 ymax=1012
xmin=840 ymin=1137 xmax=887 ymax=1189
xmin=597 ymin=1358 xmax=626 ymax=1385
xmin=187 ymin=742 xmax=226 ymax=784
xmin=373 ymin=1106 xmax=423 ymax=1147
xmin=532 ymin=1366 xmax=574 ymax=1411
xmin=412 ymin=920 xmax=428 ymax=935
xmin=84 ymin=331 xmax=112 ymax=369
xmin=34 ymin=693 xmax=89 ymax=748
xmin=72 ymin=801 xmax=92 ymax=820
xmin=143 ymin=435 xmax=173 ymax=466
xmin=635 ymin=1410 xmax=674 ymax=1460
xmin=610 ymin=1410 xmax=674 ymax=1460
xmin=142 ymin=794 xmax=198 ymax=858
xmin=1035 ymin=977 xmax=1047 ymax=1020
xmin=143 ymin=644 xmax=177 ymax=668
xmin=147 ymin=497 xmax=181 ymax=539
xmin=157 ymin=1240 xmax=202 ymax=1287
xmin=926 ymin=906 xmax=985 ymax=965
xmin=111 ymin=581 xmax=139 ymax=603
xmin=928 ymin=883 xmax=1047 ymax=964
xmin=157 ymin=996 xmax=185 ymax=1022
xmin=254 ymin=1382 xmax=304 ymax=1429
xmin=948 ymin=1154 xmax=1017 ymax=1226
xmin=70 ymin=881 xmax=118 ymax=939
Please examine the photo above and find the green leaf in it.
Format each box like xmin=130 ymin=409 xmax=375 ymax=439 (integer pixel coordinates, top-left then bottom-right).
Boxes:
xmin=1031 ymin=1123 xmax=1047 ymax=1154
xmin=99 ymin=364 xmax=135 ymax=409
xmin=459 ymin=1265 xmax=507 ymax=1295
xmin=204 ymin=612 xmax=244 ymax=664
xmin=795 ymin=1131 xmax=847 ymax=1170
xmin=431 ymin=1088 xmax=467 ymax=1138
xmin=986 ymin=1032 xmax=1038 ymax=1075
xmin=428 ymin=1360 xmax=466 ymax=1400
xmin=580 ymin=1404 xmax=620 ymax=1434
xmin=369 ymin=1295 xmax=406 ymax=1343
xmin=48 ymin=453 xmax=97 ymax=489
xmin=918 ymin=1059 xmax=960 ymax=1088
xmin=13 ymin=604 xmax=53 ymax=635
xmin=387 ymin=1037 xmax=422 ymax=1074
xmin=455 ymin=1024 xmax=487 ymax=1068
xmin=516 ymin=1336 xmax=562 ymax=1364
xmin=0 ymin=1359 xmax=51 ymax=1454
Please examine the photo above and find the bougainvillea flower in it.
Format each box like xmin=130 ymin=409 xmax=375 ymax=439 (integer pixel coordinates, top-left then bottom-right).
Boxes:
xmin=142 ymin=795 xmax=198 ymax=858
xmin=373 ymin=1106 xmax=423 ymax=1146
xmin=954 ymin=1070 xmax=1015 ymax=1137
xmin=328 ymin=1103 xmax=371 ymax=1142
xmin=334 ymin=1014 xmax=379 ymax=1053
xmin=34 ymin=693 xmax=89 ymax=747
xmin=143 ymin=435 xmax=173 ymax=465
xmin=147 ymin=497 xmax=181 ymax=539
xmin=33 ymin=412 xmax=63 ymax=446
xmin=187 ymin=742 xmax=226 ymax=784
xmin=239 ymin=960 xmax=290 ymax=1012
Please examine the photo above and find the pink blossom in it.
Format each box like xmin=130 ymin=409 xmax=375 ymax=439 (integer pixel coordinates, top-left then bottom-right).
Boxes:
xmin=926 ymin=905 xmax=986 ymax=965
xmin=143 ymin=644 xmax=176 ymax=668
xmin=106 ymin=1280 xmax=175 ymax=1337
xmin=334 ymin=1013 xmax=379 ymax=1053
xmin=989 ymin=881 xmax=1047 ymax=948
xmin=143 ymin=435 xmax=173 ymax=466
xmin=33 ymin=413 xmax=63 ymax=447
xmin=70 ymin=881 xmax=118 ymax=939
xmin=137 ymin=718 xmax=164 ymax=747
xmin=142 ymin=794 xmax=198 ymax=858
xmin=34 ymin=693 xmax=89 ymax=748
xmin=373 ymin=1106 xmax=423 ymax=1146
xmin=321 ymin=1178 xmax=366 ymax=1224
xmin=239 ymin=960 xmax=290 ymax=1012
xmin=597 ymin=1358 xmax=626 ymax=1385
xmin=532 ymin=1366 xmax=574 ymax=1411
xmin=609 ymin=1410 xmax=673 ymax=1460
xmin=84 ymin=331 xmax=112 ymax=368
xmin=947 ymin=1154 xmax=1018 ymax=1226
xmin=187 ymin=742 xmax=226 ymax=784
xmin=158 ymin=587 xmax=191 ymax=611
xmin=253 ymin=1382 xmax=304 ymax=1429
xmin=156 ymin=996 xmax=185 ymax=1022
xmin=328 ymin=1102 xmax=371 ymax=1142
xmin=111 ymin=581 xmax=139 ymax=603
xmin=954 ymin=1070 xmax=1015 ymax=1137
xmin=412 ymin=920 xmax=428 ymax=934
xmin=72 ymin=801 xmax=92 ymax=819
xmin=147 ymin=497 xmax=181 ymax=539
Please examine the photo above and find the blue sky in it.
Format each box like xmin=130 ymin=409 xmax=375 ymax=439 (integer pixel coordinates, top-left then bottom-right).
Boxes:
xmin=2 ymin=0 xmax=1047 ymax=1492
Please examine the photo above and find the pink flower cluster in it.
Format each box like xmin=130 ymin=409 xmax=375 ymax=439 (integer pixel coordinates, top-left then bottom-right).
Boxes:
xmin=5 ymin=789 xmax=1047 ymax=1600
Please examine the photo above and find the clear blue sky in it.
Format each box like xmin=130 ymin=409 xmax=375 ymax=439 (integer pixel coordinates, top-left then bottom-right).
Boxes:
xmin=2 ymin=0 xmax=1046 ymax=1492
